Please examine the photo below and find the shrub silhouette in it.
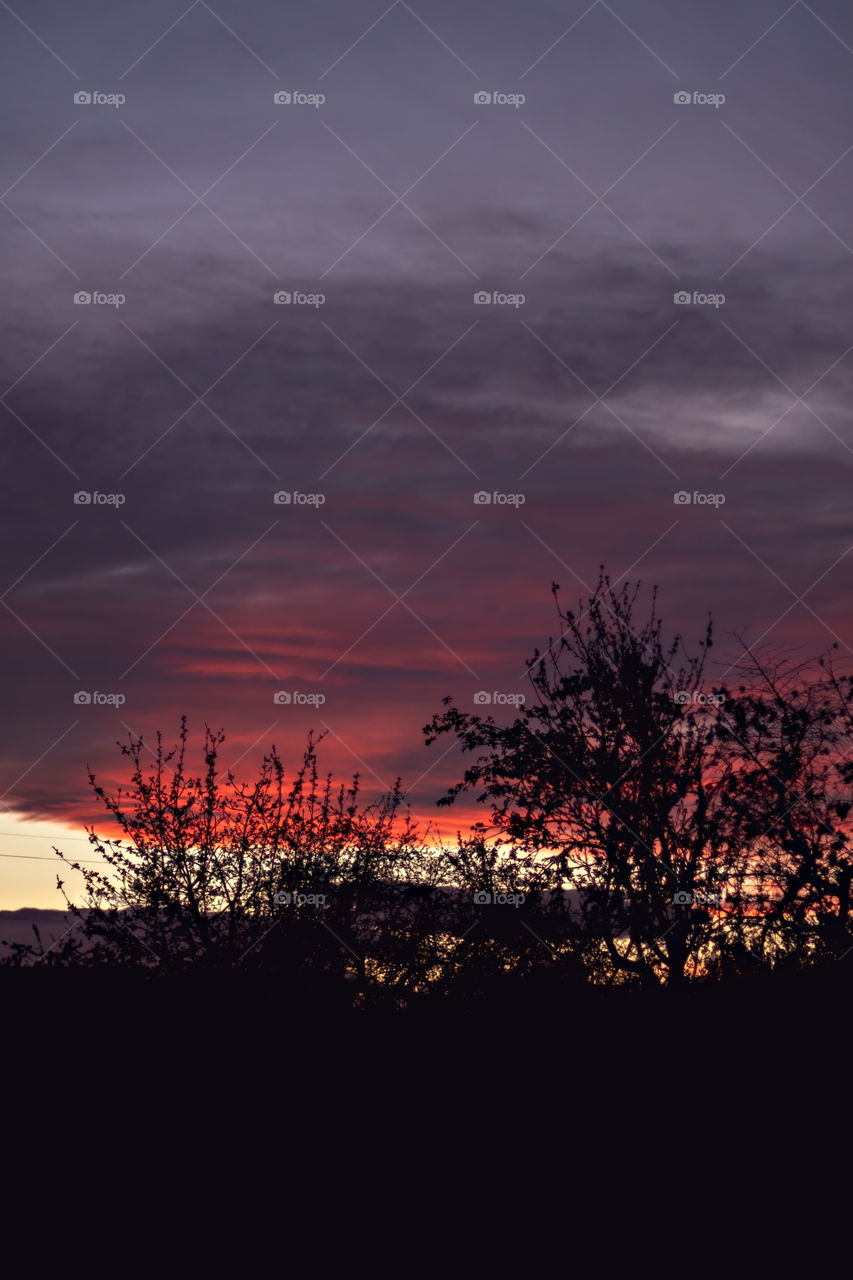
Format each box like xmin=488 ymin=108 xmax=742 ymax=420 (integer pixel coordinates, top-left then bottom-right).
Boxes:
xmin=713 ymin=648 xmax=853 ymax=968
xmin=425 ymin=569 xmax=853 ymax=985
xmin=44 ymin=718 xmax=424 ymax=989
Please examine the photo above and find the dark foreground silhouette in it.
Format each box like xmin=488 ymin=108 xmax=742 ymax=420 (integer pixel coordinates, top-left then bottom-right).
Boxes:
xmin=5 ymin=954 xmax=851 ymax=1060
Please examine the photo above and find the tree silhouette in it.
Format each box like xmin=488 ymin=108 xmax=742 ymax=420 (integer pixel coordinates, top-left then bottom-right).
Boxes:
xmin=47 ymin=717 xmax=424 ymax=988
xmin=716 ymin=648 xmax=853 ymax=967
xmin=425 ymin=569 xmax=758 ymax=986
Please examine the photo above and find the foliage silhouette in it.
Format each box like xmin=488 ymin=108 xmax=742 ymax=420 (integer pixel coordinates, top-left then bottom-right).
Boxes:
xmin=34 ymin=719 xmax=425 ymax=992
xmin=425 ymin=568 xmax=853 ymax=986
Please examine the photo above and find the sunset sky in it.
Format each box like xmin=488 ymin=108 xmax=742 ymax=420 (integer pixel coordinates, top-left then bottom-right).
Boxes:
xmin=3 ymin=0 xmax=853 ymax=908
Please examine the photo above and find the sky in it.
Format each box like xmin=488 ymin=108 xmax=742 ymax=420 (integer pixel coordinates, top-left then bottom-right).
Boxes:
xmin=2 ymin=0 xmax=853 ymax=908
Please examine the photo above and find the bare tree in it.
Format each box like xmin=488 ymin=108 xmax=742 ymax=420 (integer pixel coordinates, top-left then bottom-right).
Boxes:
xmin=48 ymin=718 xmax=424 ymax=984
xmin=716 ymin=647 xmax=853 ymax=967
xmin=425 ymin=570 xmax=748 ymax=986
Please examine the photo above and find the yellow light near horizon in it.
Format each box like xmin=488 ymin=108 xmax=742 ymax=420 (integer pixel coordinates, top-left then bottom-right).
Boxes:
xmin=0 ymin=814 xmax=100 ymax=911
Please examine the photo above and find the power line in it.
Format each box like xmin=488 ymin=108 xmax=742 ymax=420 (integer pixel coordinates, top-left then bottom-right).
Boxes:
xmin=0 ymin=850 xmax=109 ymax=863
xmin=0 ymin=830 xmax=94 ymax=842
